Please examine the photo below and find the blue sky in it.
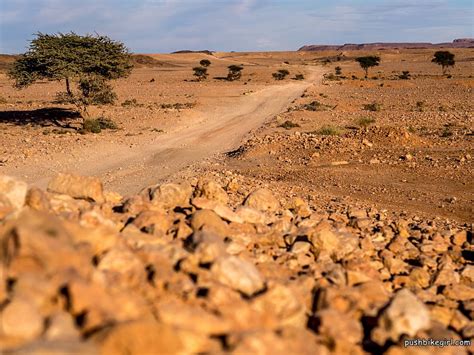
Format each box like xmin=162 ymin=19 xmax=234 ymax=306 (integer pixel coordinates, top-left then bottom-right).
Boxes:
xmin=1 ymin=0 xmax=473 ymax=53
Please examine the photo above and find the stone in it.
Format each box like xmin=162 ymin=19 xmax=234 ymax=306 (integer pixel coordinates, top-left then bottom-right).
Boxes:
xmin=0 ymin=194 xmax=14 ymax=220
xmin=99 ymin=320 xmax=183 ymax=355
xmin=156 ymin=300 xmax=231 ymax=334
xmin=25 ymin=187 xmax=52 ymax=211
xmin=150 ymin=183 xmax=191 ymax=209
xmin=132 ymin=210 xmax=172 ymax=235
xmin=196 ymin=179 xmax=228 ymax=204
xmin=235 ymin=206 xmax=267 ymax=224
xmin=191 ymin=209 xmax=228 ymax=235
xmin=409 ymin=268 xmax=431 ymax=288
xmin=434 ymin=260 xmax=460 ymax=286
xmin=251 ymin=283 xmax=306 ymax=328
xmin=212 ymin=255 xmax=265 ymax=296
xmin=1 ymin=297 xmax=44 ymax=341
xmin=244 ymin=188 xmax=280 ymax=212
xmin=45 ymin=312 xmax=80 ymax=341
xmin=372 ymin=289 xmax=430 ymax=344
xmin=0 ymin=174 xmax=28 ymax=211
xmin=443 ymin=284 xmax=474 ymax=301
xmin=462 ymin=265 xmax=474 ymax=283
xmin=318 ymin=309 xmax=363 ymax=345
xmin=48 ymin=173 xmax=104 ymax=203
xmin=192 ymin=197 xmax=243 ymax=223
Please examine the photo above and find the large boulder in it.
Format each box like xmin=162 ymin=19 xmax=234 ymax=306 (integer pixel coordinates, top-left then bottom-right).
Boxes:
xmin=47 ymin=173 xmax=104 ymax=203
xmin=244 ymin=188 xmax=280 ymax=212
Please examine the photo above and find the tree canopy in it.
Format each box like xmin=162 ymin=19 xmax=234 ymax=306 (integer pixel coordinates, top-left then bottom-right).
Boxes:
xmin=9 ymin=32 xmax=133 ymax=90
xmin=432 ymin=51 xmax=455 ymax=75
xmin=355 ymin=56 xmax=381 ymax=78
xmin=9 ymin=32 xmax=133 ymax=121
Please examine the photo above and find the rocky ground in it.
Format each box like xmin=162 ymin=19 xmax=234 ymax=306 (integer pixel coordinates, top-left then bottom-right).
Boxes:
xmin=0 ymin=49 xmax=473 ymax=354
xmin=0 ymin=173 xmax=473 ymax=354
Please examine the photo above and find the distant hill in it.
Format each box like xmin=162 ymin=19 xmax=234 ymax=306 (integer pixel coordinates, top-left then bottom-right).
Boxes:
xmin=131 ymin=54 xmax=179 ymax=68
xmin=171 ymin=50 xmax=214 ymax=55
xmin=298 ymin=38 xmax=474 ymax=51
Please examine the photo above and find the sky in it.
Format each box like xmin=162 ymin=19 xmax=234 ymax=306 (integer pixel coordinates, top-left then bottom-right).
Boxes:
xmin=1 ymin=0 xmax=473 ymax=53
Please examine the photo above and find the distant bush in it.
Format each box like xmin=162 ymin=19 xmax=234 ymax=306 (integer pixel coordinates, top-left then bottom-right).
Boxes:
xmin=80 ymin=117 xmax=118 ymax=134
xmin=415 ymin=101 xmax=425 ymax=112
xmin=160 ymin=102 xmax=195 ymax=110
xmin=304 ymin=101 xmax=332 ymax=111
xmin=293 ymin=74 xmax=305 ymax=80
xmin=272 ymin=69 xmax=290 ymax=80
xmin=200 ymin=59 xmax=211 ymax=67
xmin=324 ymin=73 xmax=339 ymax=81
xmin=193 ymin=66 xmax=208 ymax=81
xmin=227 ymin=65 xmax=243 ymax=81
xmin=121 ymin=98 xmax=142 ymax=107
xmin=278 ymin=120 xmax=300 ymax=129
xmin=363 ymin=102 xmax=382 ymax=112
xmin=356 ymin=116 xmax=376 ymax=128
xmin=335 ymin=66 xmax=342 ymax=76
xmin=317 ymin=125 xmax=343 ymax=135
xmin=399 ymin=71 xmax=411 ymax=80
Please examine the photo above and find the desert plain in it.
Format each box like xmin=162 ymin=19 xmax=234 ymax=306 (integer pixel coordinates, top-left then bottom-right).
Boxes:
xmin=0 ymin=47 xmax=473 ymax=354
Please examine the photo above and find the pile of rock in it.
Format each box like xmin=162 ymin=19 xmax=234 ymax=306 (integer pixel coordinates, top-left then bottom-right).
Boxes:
xmin=0 ymin=173 xmax=472 ymax=354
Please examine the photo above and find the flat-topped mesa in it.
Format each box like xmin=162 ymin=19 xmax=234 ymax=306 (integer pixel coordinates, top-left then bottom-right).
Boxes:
xmin=298 ymin=38 xmax=474 ymax=51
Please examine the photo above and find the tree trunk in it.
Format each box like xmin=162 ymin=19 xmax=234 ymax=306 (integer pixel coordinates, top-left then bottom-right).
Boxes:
xmin=364 ymin=68 xmax=368 ymax=79
xmin=65 ymin=78 xmax=72 ymax=96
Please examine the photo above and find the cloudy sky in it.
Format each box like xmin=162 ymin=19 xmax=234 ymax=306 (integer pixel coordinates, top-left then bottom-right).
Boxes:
xmin=1 ymin=0 xmax=473 ymax=53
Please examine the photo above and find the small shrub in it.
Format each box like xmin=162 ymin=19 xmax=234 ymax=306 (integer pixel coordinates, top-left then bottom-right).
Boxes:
xmin=81 ymin=117 xmax=118 ymax=133
xmin=335 ymin=66 xmax=342 ymax=76
xmin=77 ymin=76 xmax=117 ymax=106
xmin=304 ymin=101 xmax=331 ymax=111
xmin=278 ymin=120 xmax=300 ymax=129
xmin=97 ymin=117 xmax=118 ymax=130
xmin=399 ymin=71 xmax=411 ymax=80
xmin=0 ymin=96 xmax=8 ymax=104
xmin=272 ymin=69 xmax=290 ymax=80
xmin=363 ymin=102 xmax=382 ymax=112
xmin=317 ymin=125 xmax=343 ymax=135
xmin=122 ymin=98 xmax=142 ymax=107
xmin=293 ymin=74 xmax=304 ymax=80
xmin=82 ymin=118 xmax=102 ymax=133
xmin=54 ymin=92 xmax=74 ymax=104
xmin=415 ymin=101 xmax=425 ymax=112
xmin=441 ymin=127 xmax=453 ymax=137
xmin=356 ymin=116 xmax=376 ymax=128
xmin=324 ymin=73 xmax=339 ymax=81
xmin=160 ymin=102 xmax=195 ymax=110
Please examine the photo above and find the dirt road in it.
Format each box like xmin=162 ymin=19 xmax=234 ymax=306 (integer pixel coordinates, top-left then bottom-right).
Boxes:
xmin=7 ymin=68 xmax=322 ymax=195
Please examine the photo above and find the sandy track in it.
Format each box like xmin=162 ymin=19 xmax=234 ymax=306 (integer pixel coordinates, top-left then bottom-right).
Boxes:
xmin=10 ymin=67 xmax=322 ymax=195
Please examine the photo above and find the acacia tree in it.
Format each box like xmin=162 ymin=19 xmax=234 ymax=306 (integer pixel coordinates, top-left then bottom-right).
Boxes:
xmin=227 ymin=65 xmax=243 ymax=81
xmin=193 ymin=66 xmax=208 ymax=81
xmin=200 ymin=59 xmax=211 ymax=67
xmin=432 ymin=51 xmax=455 ymax=75
xmin=355 ymin=56 xmax=380 ymax=78
xmin=9 ymin=32 xmax=133 ymax=121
